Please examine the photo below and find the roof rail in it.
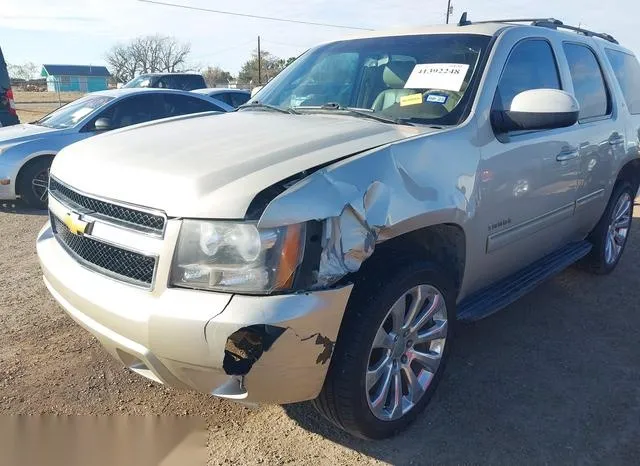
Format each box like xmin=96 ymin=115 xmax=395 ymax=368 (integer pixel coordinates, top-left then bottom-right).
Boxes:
xmin=456 ymin=12 xmax=618 ymax=44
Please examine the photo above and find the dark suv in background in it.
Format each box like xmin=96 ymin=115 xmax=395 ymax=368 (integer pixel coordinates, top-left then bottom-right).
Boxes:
xmin=123 ymin=72 xmax=207 ymax=91
xmin=0 ymin=47 xmax=19 ymax=127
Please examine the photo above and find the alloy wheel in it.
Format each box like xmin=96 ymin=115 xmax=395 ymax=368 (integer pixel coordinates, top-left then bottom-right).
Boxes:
xmin=605 ymin=191 xmax=632 ymax=265
xmin=31 ymin=168 xmax=50 ymax=204
xmin=365 ymin=284 xmax=448 ymax=421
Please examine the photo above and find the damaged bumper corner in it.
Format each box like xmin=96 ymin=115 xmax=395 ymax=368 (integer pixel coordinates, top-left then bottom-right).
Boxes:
xmin=205 ymin=287 xmax=353 ymax=403
xmin=38 ymin=222 xmax=352 ymax=404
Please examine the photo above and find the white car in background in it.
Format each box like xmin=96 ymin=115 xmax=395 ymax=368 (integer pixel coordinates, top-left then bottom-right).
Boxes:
xmin=0 ymin=88 xmax=232 ymax=209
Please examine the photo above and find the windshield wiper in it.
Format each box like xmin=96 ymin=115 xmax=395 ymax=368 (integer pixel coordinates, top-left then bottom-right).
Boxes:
xmin=238 ymin=102 xmax=299 ymax=114
xmin=295 ymin=103 xmax=413 ymax=126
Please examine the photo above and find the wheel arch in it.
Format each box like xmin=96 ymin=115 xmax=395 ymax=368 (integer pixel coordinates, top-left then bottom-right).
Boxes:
xmin=346 ymin=222 xmax=467 ymax=300
xmin=615 ymin=158 xmax=640 ymax=193
xmin=15 ymin=153 xmax=56 ymax=196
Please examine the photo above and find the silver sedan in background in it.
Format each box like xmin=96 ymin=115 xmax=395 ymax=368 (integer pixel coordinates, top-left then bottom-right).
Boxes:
xmin=0 ymin=88 xmax=233 ymax=209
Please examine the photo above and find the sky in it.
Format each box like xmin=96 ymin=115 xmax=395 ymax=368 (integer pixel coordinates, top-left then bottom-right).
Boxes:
xmin=1 ymin=0 xmax=639 ymax=76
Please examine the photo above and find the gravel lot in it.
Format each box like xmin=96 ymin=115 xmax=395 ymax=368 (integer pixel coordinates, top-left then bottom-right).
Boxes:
xmin=1 ymin=200 xmax=639 ymax=465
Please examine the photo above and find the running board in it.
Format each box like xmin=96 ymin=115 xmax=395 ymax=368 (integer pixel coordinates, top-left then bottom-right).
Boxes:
xmin=457 ymin=241 xmax=592 ymax=322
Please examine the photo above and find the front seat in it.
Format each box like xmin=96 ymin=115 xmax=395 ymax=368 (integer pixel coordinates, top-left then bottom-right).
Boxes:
xmin=371 ymin=61 xmax=417 ymax=112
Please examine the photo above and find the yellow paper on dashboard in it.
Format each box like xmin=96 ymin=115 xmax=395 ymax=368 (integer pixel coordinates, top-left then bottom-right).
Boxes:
xmin=399 ymin=93 xmax=423 ymax=107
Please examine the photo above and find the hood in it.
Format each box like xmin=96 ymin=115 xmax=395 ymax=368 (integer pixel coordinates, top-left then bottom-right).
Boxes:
xmin=52 ymin=111 xmax=434 ymax=219
xmin=0 ymin=124 xmax=59 ymax=145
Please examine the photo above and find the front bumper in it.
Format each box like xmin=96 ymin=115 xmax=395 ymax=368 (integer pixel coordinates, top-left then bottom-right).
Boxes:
xmin=0 ymin=163 xmax=16 ymax=200
xmin=37 ymin=222 xmax=353 ymax=404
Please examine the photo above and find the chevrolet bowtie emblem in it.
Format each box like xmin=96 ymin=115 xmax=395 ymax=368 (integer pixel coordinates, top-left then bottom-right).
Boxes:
xmin=63 ymin=212 xmax=92 ymax=236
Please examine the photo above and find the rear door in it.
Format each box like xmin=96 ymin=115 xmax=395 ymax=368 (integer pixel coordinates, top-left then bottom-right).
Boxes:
xmin=604 ymin=48 xmax=640 ymax=191
xmin=558 ymin=41 xmax=627 ymax=237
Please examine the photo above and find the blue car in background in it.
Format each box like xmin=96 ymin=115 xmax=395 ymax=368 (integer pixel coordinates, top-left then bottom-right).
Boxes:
xmin=0 ymin=87 xmax=232 ymax=209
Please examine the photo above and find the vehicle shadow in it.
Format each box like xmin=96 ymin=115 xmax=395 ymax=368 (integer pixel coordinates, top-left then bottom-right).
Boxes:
xmin=283 ymin=224 xmax=640 ymax=464
xmin=0 ymin=200 xmax=47 ymax=216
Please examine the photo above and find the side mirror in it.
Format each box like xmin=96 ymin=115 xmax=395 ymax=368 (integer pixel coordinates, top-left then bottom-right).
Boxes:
xmin=492 ymin=89 xmax=579 ymax=133
xmin=251 ymin=86 xmax=264 ymax=98
xmin=94 ymin=117 xmax=112 ymax=131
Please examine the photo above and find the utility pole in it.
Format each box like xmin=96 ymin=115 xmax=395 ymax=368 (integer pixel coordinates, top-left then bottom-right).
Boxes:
xmin=446 ymin=0 xmax=452 ymax=24
xmin=257 ymin=35 xmax=262 ymax=85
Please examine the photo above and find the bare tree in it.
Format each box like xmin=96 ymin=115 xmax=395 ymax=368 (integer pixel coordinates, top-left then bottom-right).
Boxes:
xmin=7 ymin=62 xmax=39 ymax=81
xmin=106 ymin=35 xmax=191 ymax=83
xmin=202 ymin=66 xmax=234 ymax=87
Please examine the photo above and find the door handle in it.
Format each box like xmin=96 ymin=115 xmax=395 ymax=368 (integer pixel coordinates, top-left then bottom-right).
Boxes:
xmin=556 ymin=147 xmax=579 ymax=162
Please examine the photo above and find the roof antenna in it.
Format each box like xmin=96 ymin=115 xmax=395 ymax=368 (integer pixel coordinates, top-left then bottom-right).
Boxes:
xmin=458 ymin=12 xmax=471 ymax=26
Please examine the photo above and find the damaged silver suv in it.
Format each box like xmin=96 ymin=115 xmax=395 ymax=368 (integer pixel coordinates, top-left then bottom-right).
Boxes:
xmin=37 ymin=16 xmax=640 ymax=439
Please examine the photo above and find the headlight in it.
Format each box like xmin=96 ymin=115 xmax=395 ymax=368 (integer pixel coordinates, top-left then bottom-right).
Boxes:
xmin=170 ymin=220 xmax=306 ymax=293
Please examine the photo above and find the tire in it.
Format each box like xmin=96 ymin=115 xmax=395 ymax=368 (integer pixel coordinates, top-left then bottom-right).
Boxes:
xmin=582 ymin=181 xmax=635 ymax=274
xmin=313 ymin=261 xmax=455 ymax=439
xmin=18 ymin=158 xmax=52 ymax=210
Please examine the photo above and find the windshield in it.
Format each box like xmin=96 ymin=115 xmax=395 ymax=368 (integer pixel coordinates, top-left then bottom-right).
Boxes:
xmin=253 ymin=34 xmax=491 ymax=125
xmin=37 ymin=95 xmax=114 ymax=129
xmin=124 ymin=75 xmax=152 ymax=88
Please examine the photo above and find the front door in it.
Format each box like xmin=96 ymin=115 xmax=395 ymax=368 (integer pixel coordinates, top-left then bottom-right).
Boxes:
xmin=473 ymin=38 xmax=580 ymax=289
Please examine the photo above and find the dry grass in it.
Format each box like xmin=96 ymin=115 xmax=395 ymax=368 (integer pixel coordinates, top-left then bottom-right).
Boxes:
xmin=13 ymin=91 xmax=85 ymax=104
xmin=16 ymin=106 xmax=56 ymax=123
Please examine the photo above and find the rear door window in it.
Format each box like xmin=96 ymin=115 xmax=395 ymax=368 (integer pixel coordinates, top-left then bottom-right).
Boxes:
xmin=563 ymin=43 xmax=611 ymax=120
xmin=175 ymin=75 xmax=206 ymax=91
xmin=605 ymin=49 xmax=640 ymax=115
xmin=161 ymin=94 xmax=222 ymax=116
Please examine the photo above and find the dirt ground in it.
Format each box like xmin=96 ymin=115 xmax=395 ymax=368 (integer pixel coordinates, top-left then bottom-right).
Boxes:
xmin=13 ymin=91 xmax=85 ymax=104
xmin=13 ymin=91 xmax=85 ymax=123
xmin=1 ymin=200 xmax=639 ymax=465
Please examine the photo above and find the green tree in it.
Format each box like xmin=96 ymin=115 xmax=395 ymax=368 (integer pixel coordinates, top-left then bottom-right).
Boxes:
xmin=237 ymin=50 xmax=285 ymax=85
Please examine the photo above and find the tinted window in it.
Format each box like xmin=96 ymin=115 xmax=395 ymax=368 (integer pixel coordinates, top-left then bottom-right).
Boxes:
xmin=87 ymin=94 xmax=166 ymax=130
xmin=493 ymin=40 xmax=561 ymax=112
xmin=563 ymin=43 xmax=610 ymax=120
xmin=215 ymin=92 xmax=234 ymax=106
xmin=156 ymin=75 xmax=206 ymax=91
xmin=605 ymin=49 xmax=640 ymax=115
xmin=229 ymin=92 xmax=250 ymax=108
xmin=123 ymin=75 xmax=152 ymax=88
xmin=161 ymin=94 xmax=221 ymax=116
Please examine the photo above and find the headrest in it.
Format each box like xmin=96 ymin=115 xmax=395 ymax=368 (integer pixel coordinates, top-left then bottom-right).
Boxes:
xmin=383 ymin=61 xmax=416 ymax=89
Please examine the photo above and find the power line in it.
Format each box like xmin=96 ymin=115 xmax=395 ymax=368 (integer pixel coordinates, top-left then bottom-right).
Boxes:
xmin=191 ymin=39 xmax=256 ymax=60
xmin=137 ymin=0 xmax=374 ymax=31
xmin=260 ymin=39 xmax=314 ymax=49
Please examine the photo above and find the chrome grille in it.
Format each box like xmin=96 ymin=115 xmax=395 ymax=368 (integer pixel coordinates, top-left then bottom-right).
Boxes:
xmin=49 ymin=177 xmax=166 ymax=235
xmin=51 ymin=215 xmax=156 ymax=288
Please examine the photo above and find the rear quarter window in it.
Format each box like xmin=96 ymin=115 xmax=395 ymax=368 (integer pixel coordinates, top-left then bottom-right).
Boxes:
xmin=230 ymin=92 xmax=250 ymax=108
xmin=605 ymin=49 xmax=640 ymax=115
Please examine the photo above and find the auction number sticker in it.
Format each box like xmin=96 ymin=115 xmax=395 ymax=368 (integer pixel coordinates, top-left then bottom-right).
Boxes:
xmin=404 ymin=63 xmax=470 ymax=92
